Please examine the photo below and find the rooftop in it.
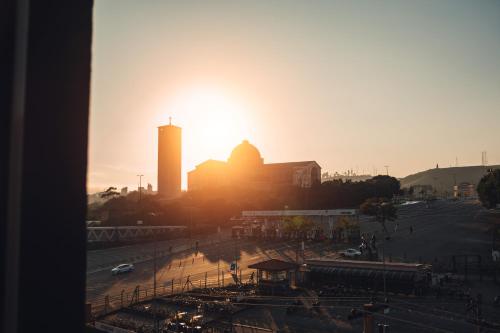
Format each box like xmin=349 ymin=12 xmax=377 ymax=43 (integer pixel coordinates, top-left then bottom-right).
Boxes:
xmin=242 ymin=209 xmax=358 ymax=217
xmin=248 ymin=259 xmax=299 ymax=271
xmin=263 ymin=161 xmax=320 ymax=168
xmin=306 ymin=259 xmax=429 ymax=272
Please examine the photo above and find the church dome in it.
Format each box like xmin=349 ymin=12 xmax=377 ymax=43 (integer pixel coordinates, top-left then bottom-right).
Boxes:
xmin=228 ymin=140 xmax=263 ymax=168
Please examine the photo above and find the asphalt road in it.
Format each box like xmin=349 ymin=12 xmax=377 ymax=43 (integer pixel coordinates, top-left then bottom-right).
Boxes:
xmin=86 ymin=236 xmax=340 ymax=303
xmin=87 ymin=200 xmax=497 ymax=305
xmin=359 ymin=199 xmax=494 ymax=264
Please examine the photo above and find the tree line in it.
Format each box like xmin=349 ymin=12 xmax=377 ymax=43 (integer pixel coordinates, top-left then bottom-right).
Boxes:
xmin=87 ymin=175 xmax=401 ymax=227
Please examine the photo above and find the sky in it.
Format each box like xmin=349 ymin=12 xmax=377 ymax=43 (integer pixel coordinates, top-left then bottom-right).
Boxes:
xmin=88 ymin=0 xmax=500 ymax=193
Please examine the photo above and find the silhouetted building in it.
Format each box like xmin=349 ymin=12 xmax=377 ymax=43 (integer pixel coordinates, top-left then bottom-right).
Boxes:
xmin=147 ymin=183 xmax=153 ymax=193
xmin=411 ymin=184 xmax=433 ymax=199
xmin=453 ymin=182 xmax=477 ymax=199
xmin=120 ymin=187 xmax=128 ymax=196
xmin=321 ymin=171 xmax=372 ymax=183
xmin=188 ymin=140 xmax=321 ymax=192
xmin=158 ymin=120 xmax=181 ymax=198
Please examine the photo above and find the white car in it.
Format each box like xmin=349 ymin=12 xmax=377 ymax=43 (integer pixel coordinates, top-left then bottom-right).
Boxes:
xmin=111 ymin=263 xmax=135 ymax=275
xmin=341 ymin=248 xmax=362 ymax=258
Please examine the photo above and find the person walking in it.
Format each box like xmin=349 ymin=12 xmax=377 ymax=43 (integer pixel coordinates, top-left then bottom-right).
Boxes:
xmin=409 ymin=226 xmax=413 ymax=235
xmin=393 ymin=223 xmax=399 ymax=233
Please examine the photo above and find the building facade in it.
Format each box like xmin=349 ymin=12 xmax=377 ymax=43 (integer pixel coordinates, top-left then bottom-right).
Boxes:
xmin=453 ymin=182 xmax=477 ymax=199
xmin=236 ymin=209 xmax=360 ymax=242
xmin=157 ymin=122 xmax=181 ymax=198
xmin=187 ymin=140 xmax=321 ymax=192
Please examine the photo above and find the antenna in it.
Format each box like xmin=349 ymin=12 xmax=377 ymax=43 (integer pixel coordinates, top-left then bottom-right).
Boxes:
xmin=384 ymin=165 xmax=389 ymax=176
xmin=482 ymin=151 xmax=488 ymax=166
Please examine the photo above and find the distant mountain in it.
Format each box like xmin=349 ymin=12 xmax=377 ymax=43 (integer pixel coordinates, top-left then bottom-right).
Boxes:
xmin=400 ymin=165 xmax=499 ymax=193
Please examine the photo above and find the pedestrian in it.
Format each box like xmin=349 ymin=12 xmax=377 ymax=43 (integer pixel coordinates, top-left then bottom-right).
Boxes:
xmin=409 ymin=226 xmax=413 ymax=234
xmin=394 ymin=223 xmax=399 ymax=233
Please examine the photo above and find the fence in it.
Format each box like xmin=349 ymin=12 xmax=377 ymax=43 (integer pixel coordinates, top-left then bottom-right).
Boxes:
xmin=88 ymin=269 xmax=254 ymax=317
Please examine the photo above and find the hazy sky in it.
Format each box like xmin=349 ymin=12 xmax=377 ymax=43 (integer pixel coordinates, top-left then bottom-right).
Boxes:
xmin=89 ymin=0 xmax=500 ymax=192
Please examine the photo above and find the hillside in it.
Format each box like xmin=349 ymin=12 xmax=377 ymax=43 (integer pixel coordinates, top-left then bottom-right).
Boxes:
xmin=400 ymin=165 xmax=499 ymax=193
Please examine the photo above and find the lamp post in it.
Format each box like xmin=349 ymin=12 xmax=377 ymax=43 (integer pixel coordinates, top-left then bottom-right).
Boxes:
xmin=217 ymin=226 xmax=221 ymax=286
xmin=382 ymin=244 xmax=387 ymax=299
xmin=153 ymin=232 xmax=159 ymax=333
xmin=137 ymin=174 xmax=144 ymax=204
xmin=234 ymin=235 xmax=239 ymax=284
xmin=153 ymin=234 xmax=157 ymax=298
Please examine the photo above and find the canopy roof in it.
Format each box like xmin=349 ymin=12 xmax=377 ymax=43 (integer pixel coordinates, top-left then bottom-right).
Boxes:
xmin=306 ymin=259 xmax=428 ymax=272
xmin=310 ymin=266 xmax=416 ymax=281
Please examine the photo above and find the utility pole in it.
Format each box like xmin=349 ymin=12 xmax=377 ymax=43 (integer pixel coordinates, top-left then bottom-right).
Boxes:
xmin=384 ymin=166 xmax=389 ymax=176
xmin=296 ymin=237 xmax=299 ymax=264
xmin=153 ymin=235 xmax=157 ymax=298
xmin=217 ymin=226 xmax=221 ymax=286
xmin=153 ymin=233 xmax=159 ymax=333
xmin=382 ymin=245 xmax=387 ymax=299
xmin=234 ymin=237 xmax=238 ymax=284
xmin=482 ymin=151 xmax=488 ymax=166
xmin=137 ymin=174 xmax=144 ymax=203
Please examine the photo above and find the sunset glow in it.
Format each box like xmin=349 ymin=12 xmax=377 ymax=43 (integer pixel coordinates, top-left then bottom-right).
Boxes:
xmin=166 ymin=87 xmax=250 ymax=160
xmin=88 ymin=0 xmax=500 ymax=192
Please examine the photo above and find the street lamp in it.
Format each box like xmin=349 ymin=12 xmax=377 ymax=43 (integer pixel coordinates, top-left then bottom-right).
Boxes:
xmin=137 ymin=174 xmax=144 ymax=204
xmin=217 ymin=226 xmax=221 ymax=286
xmin=382 ymin=244 xmax=387 ymax=299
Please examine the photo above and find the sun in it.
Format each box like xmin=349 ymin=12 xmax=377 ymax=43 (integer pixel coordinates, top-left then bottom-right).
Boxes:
xmin=163 ymin=86 xmax=252 ymax=161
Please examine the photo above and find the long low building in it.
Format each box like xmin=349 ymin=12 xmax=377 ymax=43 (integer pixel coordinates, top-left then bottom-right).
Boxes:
xmin=305 ymin=258 xmax=432 ymax=295
xmin=235 ymin=209 xmax=360 ymax=242
xmin=242 ymin=209 xmax=357 ymax=217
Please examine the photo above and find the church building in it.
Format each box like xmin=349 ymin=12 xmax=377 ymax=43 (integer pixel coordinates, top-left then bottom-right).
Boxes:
xmin=188 ymin=140 xmax=321 ymax=192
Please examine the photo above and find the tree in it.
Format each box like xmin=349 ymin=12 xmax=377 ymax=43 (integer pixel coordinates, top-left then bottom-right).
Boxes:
xmin=360 ymin=197 xmax=397 ymax=235
xmin=282 ymin=216 xmax=314 ymax=263
xmin=100 ymin=186 xmax=120 ymax=199
xmin=477 ymin=169 xmax=500 ymax=209
xmin=368 ymin=175 xmax=401 ymax=199
xmin=283 ymin=216 xmax=314 ymax=238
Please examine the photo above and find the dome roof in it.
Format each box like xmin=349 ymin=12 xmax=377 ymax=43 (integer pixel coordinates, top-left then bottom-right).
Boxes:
xmin=228 ymin=140 xmax=263 ymax=167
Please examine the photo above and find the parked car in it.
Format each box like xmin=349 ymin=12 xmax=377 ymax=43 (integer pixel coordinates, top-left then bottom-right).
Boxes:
xmin=341 ymin=248 xmax=362 ymax=258
xmin=111 ymin=263 xmax=135 ymax=275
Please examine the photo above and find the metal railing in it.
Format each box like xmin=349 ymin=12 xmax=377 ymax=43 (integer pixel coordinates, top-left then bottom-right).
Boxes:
xmin=88 ymin=270 xmax=253 ymax=317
